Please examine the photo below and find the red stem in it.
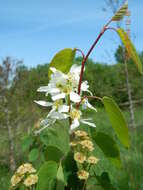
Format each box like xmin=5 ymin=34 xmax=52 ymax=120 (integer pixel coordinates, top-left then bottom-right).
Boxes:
xmin=76 ymin=48 xmax=85 ymax=59
xmin=77 ymin=19 xmax=113 ymax=95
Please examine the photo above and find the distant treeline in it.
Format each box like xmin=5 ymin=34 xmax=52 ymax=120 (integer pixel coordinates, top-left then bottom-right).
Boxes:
xmin=12 ymin=54 xmax=143 ymax=108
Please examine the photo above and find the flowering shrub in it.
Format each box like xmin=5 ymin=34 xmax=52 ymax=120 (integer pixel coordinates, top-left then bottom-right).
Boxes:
xmin=10 ymin=2 xmax=142 ymax=190
xmin=10 ymin=163 xmax=38 ymax=189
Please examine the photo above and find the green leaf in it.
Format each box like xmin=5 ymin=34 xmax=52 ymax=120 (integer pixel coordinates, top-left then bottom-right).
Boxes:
xmin=92 ymin=132 xmax=121 ymax=168
xmin=45 ymin=146 xmax=64 ymax=163
xmin=56 ymin=163 xmax=65 ymax=190
xmin=40 ymin=134 xmax=49 ymax=146
xmin=102 ymin=96 xmax=130 ymax=148
xmin=22 ymin=136 xmax=33 ymax=152
xmin=40 ymin=122 xmax=70 ymax=154
xmin=117 ymin=28 xmax=143 ymax=74
xmin=112 ymin=1 xmax=128 ymax=21
xmin=36 ymin=161 xmax=58 ymax=190
xmin=48 ymin=48 xmax=76 ymax=77
xmin=96 ymin=172 xmax=116 ymax=190
xmin=28 ymin=148 xmax=39 ymax=162
xmin=46 ymin=123 xmax=70 ymax=154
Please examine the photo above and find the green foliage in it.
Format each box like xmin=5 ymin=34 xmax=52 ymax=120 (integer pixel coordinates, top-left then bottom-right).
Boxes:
xmin=28 ymin=148 xmax=39 ymax=162
xmin=91 ymin=132 xmax=121 ymax=168
xmin=36 ymin=161 xmax=58 ymax=190
xmin=40 ymin=123 xmax=70 ymax=154
xmin=96 ymin=172 xmax=116 ymax=190
xmin=115 ymin=45 xmax=124 ymax=63
xmin=22 ymin=136 xmax=34 ymax=152
xmin=44 ymin=146 xmax=64 ymax=163
xmin=62 ymin=152 xmax=81 ymax=190
xmin=36 ymin=161 xmax=65 ymax=190
xmin=1 ymin=13 xmax=142 ymax=189
xmin=102 ymin=96 xmax=130 ymax=148
xmin=1 ymin=54 xmax=143 ymax=189
xmin=0 ymin=165 xmax=11 ymax=190
xmin=48 ymin=48 xmax=76 ymax=77
xmin=117 ymin=28 xmax=143 ymax=74
xmin=56 ymin=163 xmax=65 ymax=190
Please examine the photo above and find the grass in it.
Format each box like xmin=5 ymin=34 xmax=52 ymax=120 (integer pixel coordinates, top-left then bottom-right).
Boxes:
xmin=0 ymin=106 xmax=143 ymax=190
xmin=84 ymin=106 xmax=143 ymax=190
xmin=0 ymin=165 xmax=11 ymax=190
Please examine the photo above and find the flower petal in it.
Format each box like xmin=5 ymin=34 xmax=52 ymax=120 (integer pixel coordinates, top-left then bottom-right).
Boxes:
xmin=50 ymin=67 xmax=57 ymax=73
xmin=34 ymin=100 xmax=53 ymax=107
xmin=49 ymin=111 xmax=69 ymax=120
xmin=87 ymin=102 xmax=97 ymax=112
xmin=70 ymin=64 xmax=81 ymax=74
xmin=58 ymin=105 xmax=69 ymax=113
xmin=70 ymin=92 xmax=81 ymax=103
xmin=81 ymin=120 xmax=96 ymax=128
xmin=37 ymin=86 xmax=49 ymax=92
xmin=81 ymin=81 xmax=93 ymax=95
xmin=82 ymin=99 xmax=97 ymax=112
xmin=70 ymin=119 xmax=80 ymax=130
xmin=81 ymin=81 xmax=89 ymax=91
xmin=52 ymin=93 xmax=66 ymax=101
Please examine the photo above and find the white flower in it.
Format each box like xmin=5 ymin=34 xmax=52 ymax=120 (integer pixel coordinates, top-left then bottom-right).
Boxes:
xmin=70 ymin=92 xmax=81 ymax=103
xmin=34 ymin=100 xmax=69 ymax=115
xmin=82 ymin=98 xmax=97 ymax=112
xmin=80 ymin=118 xmax=96 ymax=128
xmin=70 ymin=108 xmax=96 ymax=131
xmin=34 ymin=100 xmax=69 ymax=133
xmin=34 ymin=64 xmax=97 ymax=134
xmin=34 ymin=100 xmax=53 ymax=107
xmin=37 ymin=67 xmax=67 ymax=97
xmin=68 ymin=64 xmax=81 ymax=88
xmin=36 ymin=65 xmax=84 ymax=103
xmin=81 ymin=81 xmax=93 ymax=95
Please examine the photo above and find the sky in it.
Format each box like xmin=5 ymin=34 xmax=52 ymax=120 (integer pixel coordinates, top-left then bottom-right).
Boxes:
xmin=0 ymin=0 xmax=142 ymax=67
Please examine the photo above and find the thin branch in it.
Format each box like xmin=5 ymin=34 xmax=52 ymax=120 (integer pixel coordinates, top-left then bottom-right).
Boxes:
xmin=77 ymin=20 xmax=112 ymax=95
xmin=85 ymin=96 xmax=102 ymax=101
xmin=75 ymin=48 xmax=85 ymax=59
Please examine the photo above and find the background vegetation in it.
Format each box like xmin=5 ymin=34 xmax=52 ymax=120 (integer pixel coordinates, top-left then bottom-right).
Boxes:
xmin=0 ymin=46 xmax=143 ymax=189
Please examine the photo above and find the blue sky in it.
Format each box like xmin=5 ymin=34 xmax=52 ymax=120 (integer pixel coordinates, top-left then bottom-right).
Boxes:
xmin=0 ymin=0 xmax=142 ymax=67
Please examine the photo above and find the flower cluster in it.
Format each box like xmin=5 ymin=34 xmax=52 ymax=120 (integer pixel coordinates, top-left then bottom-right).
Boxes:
xmin=34 ymin=64 xmax=97 ymax=133
xmin=10 ymin=163 xmax=38 ymax=189
xmin=70 ymin=130 xmax=99 ymax=180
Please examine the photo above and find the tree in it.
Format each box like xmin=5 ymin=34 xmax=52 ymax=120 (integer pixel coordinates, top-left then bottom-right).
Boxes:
xmin=0 ymin=57 xmax=22 ymax=171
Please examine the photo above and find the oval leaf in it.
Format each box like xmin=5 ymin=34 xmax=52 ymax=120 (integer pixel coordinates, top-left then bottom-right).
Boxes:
xmin=48 ymin=48 xmax=76 ymax=77
xmin=45 ymin=146 xmax=64 ymax=163
xmin=91 ymin=132 xmax=121 ymax=168
xmin=47 ymin=124 xmax=70 ymax=154
xmin=117 ymin=28 xmax=143 ymax=74
xmin=102 ymin=96 xmax=130 ymax=148
xmin=28 ymin=148 xmax=39 ymax=162
xmin=112 ymin=1 xmax=128 ymax=21
xmin=36 ymin=161 xmax=58 ymax=190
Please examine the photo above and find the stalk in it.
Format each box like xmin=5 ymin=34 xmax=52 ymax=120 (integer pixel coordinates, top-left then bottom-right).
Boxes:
xmin=78 ymin=19 xmax=112 ymax=95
